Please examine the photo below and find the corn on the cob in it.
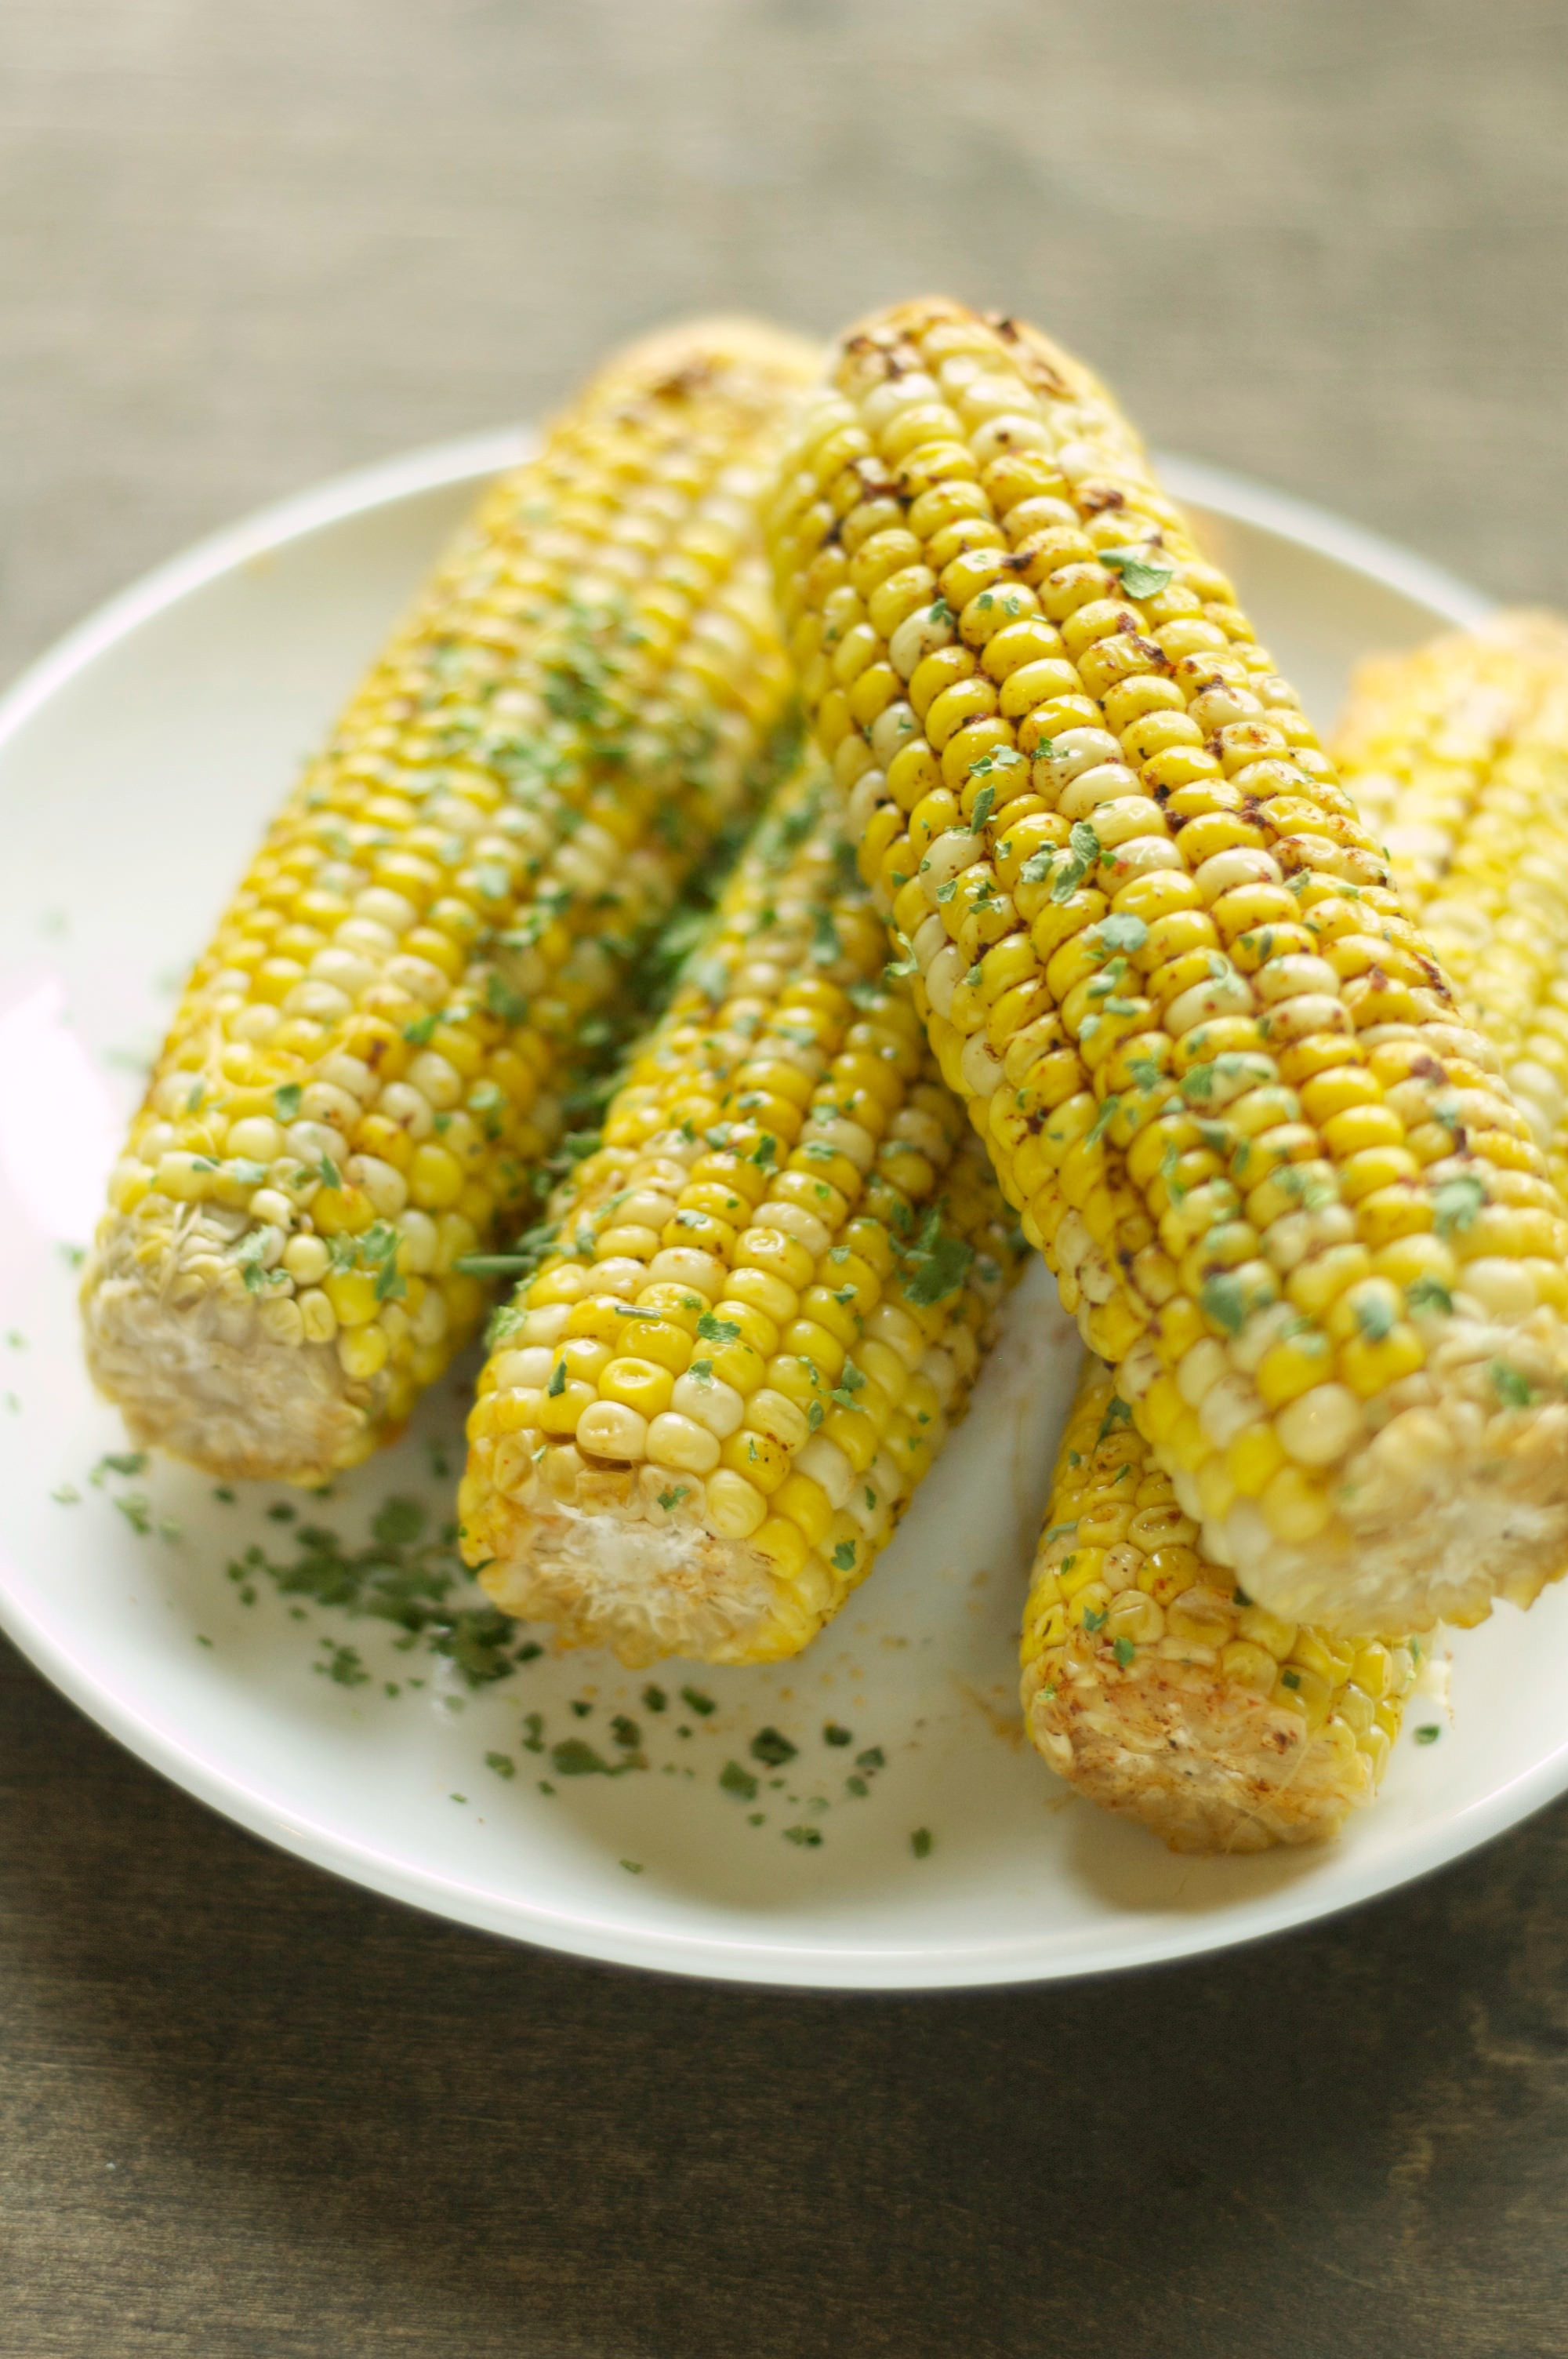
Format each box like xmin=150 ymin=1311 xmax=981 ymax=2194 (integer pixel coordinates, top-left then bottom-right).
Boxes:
xmin=1022 ymin=1358 xmax=1418 ymax=1851
xmin=459 ymin=755 xmax=1022 ymax=1667
xmin=82 ymin=319 xmax=817 ymax=1483
xmin=1336 ymin=612 xmax=1568 ymax=1197
xmin=765 ymin=296 xmax=1568 ymax=1638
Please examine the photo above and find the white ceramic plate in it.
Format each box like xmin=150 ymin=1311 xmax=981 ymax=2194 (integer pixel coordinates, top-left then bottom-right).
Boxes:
xmin=3 ymin=431 xmax=1557 ymax=1993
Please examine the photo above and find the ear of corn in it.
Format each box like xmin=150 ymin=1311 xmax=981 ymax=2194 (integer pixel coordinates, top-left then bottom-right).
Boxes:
xmin=459 ymin=755 xmax=1023 ymax=1667
xmin=1022 ymin=1358 xmax=1418 ymax=1852
xmin=1336 ymin=612 xmax=1568 ymax=1198
xmin=83 ymin=318 xmax=818 ymax=1483
xmin=766 ymin=295 xmax=1568 ymax=1637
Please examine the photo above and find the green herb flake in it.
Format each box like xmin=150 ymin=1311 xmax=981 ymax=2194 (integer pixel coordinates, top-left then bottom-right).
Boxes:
xmin=720 ymin=1760 xmax=760 ymax=1801
xmin=1490 ymin=1361 xmax=1534 ymax=1409
xmin=1435 ymin=1173 xmax=1486 ymax=1238
xmin=750 ymin=1726 xmax=797 ymax=1768
xmin=1355 ymin=1294 xmax=1396 ymax=1343
xmin=1200 ymin=1272 xmax=1247 ymax=1336
xmin=910 ymin=1828 xmax=934 ymax=1860
xmin=783 ymin=1826 xmax=822 ymax=1848
xmin=681 ymin=1685 xmax=717 ymax=1717
xmin=1415 ymin=1724 xmax=1442 ymax=1746
xmin=641 ymin=1684 xmax=668 ymax=1714
xmin=485 ymin=1751 xmax=516 ymax=1780
xmin=1099 ymin=544 xmax=1174 ymax=598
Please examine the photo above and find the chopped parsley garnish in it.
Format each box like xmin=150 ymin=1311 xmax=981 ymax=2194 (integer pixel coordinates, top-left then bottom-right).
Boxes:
xmin=1490 ymin=1361 xmax=1534 ymax=1409
xmin=1434 ymin=1173 xmax=1486 ymax=1238
xmin=720 ymin=1761 xmax=760 ymax=1801
xmin=681 ymin=1686 xmax=717 ymax=1717
xmin=1098 ymin=544 xmax=1174 ymax=598
xmin=910 ymin=1828 xmax=934 ymax=1860
xmin=823 ymin=1724 xmax=853 ymax=1747
xmin=750 ymin=1726 xmax=797 ymax=1768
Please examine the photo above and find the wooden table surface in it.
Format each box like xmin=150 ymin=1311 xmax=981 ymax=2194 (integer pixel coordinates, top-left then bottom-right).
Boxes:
xmin=5 ymin=3 xmax=1568 ymax=2350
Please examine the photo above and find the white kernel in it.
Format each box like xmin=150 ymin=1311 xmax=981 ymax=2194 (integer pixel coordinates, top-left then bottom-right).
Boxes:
xmin=248 ymin=1187 xmax=295 ymax=1229
xmin=380 ymin=1081 xmax=434 ymax=1139
xmin=345 ymin=1155 xmax=408 ymax=1218
xmin=299 ymin=1288 xmax=337 ymax=1343
xmin=226 ymin=1115 xmax=284 ymax=1164
xmin=310 ymin=948 xmax=379 ymax=998
xmin=411 ymin=1285 xmax=448 ymax=1345
xmin=492 ymin=1347 xmax=554 ymax=1390
xmin=386 ymin=954 xmax=450 ymax=1006
xmin=796 ymin=1435 xmax=854 ymax=1509
xmin=299 ymin=1081 xmax=362 ymax=1132
xmin=282 ymin=981 xmax=353 ymax=1023
xmin=924 ymin=943 xmax=964 ymax=1020
xmin=672 ymin=1372 xmax=745 ymax=1438
xmin=1176 ymin=1338 xmax=1229 ymax=1408
xmin=283 ymin=1234 xmax=330 ymax=1284
xmin=285 ymin=1119 xmax=343 ymax=1165
xmin=1276 ymin=1383 xmax=1363 ymax=1467
xmin=354 ymin=886 xmax=418 ymax=934
xmin=577 ymin=1401 xmax=649 ymax=1462
xmin=405 ymin=1050 xmax=463 ymax=1110
xmin=960 ymin=1032 xmax=1004 ymax=1100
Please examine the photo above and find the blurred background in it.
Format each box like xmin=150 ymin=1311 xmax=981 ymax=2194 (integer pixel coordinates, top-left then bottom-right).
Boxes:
xmin=9 ymin=5 xmax=1568 ymax=2355
xmin=5 ymin=0 xmax=1568 ymax=689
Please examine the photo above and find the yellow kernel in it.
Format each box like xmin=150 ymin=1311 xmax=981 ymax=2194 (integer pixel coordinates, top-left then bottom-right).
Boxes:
xmin=1228 ymin=1423 xmax=1285 ymax=1496
xmin=753 ymin=1515 xmax=810 ymax=1581
xmin=337 ymin=1322 xmax=389 ymax=1382
xmin=774 ymin=1471 xmax=835 ymax=1550
xmin=1261 ymin=1463 xmax=1334 ymax=1543
xmin=323 ymin=1268 xmax=379 ymax=1328
xmin=408 ymin=1142 xmax=466 ymax=1209
xmin=282 ymin=1233 xmax=331 ymax=1285
xmin=1338 ymin=1323 xmax=1425 ymax=1398
xmin=298 ymin=1287 xmax=337 ymax=1343
xmin=539 ymin=1379 xmax=595 ymax=1438
xmin=706 ymin=1467 xmax=768 ymax=1539
xmin=599 ymin=1357 xmax=674 ymax=1418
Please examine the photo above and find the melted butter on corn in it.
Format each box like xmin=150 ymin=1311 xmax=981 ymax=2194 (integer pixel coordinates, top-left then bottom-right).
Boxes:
xmin=459 ymin=756 xmax=1023 ymax=1667
xmin=1022 ymin=1358 xmax=1417 ymax=1852
xmin=767 ymin=297 xmax=1568 ymax=1637
xmin=83 ymin=318 xmax=818 ymax=1481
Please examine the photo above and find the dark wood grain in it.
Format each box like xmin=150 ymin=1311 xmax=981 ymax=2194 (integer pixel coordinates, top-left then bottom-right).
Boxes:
xmin=5 ymin=3 xmax=1568 ymax=2350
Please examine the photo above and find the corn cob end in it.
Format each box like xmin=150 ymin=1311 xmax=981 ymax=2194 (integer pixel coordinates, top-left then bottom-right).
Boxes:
xmin=1022 ymin=1362 xmax=1418 ymax=1852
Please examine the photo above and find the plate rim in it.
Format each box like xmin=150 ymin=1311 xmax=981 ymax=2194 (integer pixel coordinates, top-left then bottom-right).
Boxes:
xmin=7 ymin=431 xmax=1552 ymax=1994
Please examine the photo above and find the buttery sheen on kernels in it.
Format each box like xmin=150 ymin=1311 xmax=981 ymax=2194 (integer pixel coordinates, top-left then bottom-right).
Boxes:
xmin=766 ymin=296 xmax=1568 ymax=1636
xmin=459 ymin=758 xmax=1022 ymax=1667
xmin=83 ymin=318 xmax=817 ymax=1482
xmin=1022 ymin=1359 xmax=1417 ymax=1852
